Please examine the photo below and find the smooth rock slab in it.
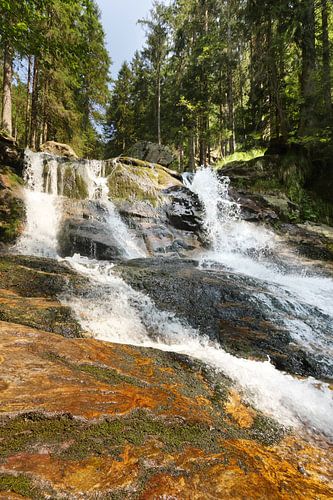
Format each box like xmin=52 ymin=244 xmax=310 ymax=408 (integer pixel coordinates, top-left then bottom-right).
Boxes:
xmin=117 ymin=258 xmax=331 ymax=380
xmin=0 ymin=322 xmax=332 ymax=499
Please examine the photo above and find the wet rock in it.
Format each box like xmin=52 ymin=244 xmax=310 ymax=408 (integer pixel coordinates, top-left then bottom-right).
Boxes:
xmin=126 ymin=141 xmax=176 ymax=167
xmin=58 ymin=217 xmax=125 ymax=260
xmin=117 ymin=258 xmax=330 ymax=380
xmin=229 ymin=189 xmax=280 ymax=222
xmin=164 ymin=185 xmax=204 ymax=232
xmin=0 ymin=167 xmax=25 ymax=245
xmin=280 ymin=222 xmax=333 ymax=261
xmin=0 ymin=253 xmax=332 ymax=498
xmin=40 ymin=141 xmax=78 ymax=160
xmin=0 ymin=320 xmax=332 ymax=499
xmin=0 ymin=255 xmax=84 ymax=337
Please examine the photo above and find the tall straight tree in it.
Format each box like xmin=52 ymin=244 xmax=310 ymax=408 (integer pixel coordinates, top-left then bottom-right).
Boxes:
xmin=139 ymin=1 xmax=170 ymax=145
xmin=298 ymin=0 xmax=317 ymax=136
xmin=321 ymin=0 xmax=332 ymax=121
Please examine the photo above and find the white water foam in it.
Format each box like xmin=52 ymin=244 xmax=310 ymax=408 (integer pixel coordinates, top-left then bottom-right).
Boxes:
xmin=189 ymin=167 xmax=333 ymax=366
xmin=16 ymin=151 xmax=144 ymax=260
xmin=190 ymin=167 xmax=274 ymax=255
xmin=82 ymin=159 xmax=145 ymax=259
xmin=63 ymin=254 xmax=333 ymax=437
xmin=16 ymin=150 xmax=62 ymax=257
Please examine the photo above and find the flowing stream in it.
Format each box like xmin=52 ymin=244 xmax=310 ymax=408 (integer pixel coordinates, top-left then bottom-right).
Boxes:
xmin=16 ymin=151 xmax=333 ymax=438
xmin=189 ymin=168 xmax=333 ymax=371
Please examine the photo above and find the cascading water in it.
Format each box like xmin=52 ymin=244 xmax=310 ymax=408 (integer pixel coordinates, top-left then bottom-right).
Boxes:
xmin=15 ymin=150 xmax=62 ymax=257
xmin=190 ymin=167 xmax=274 ymax=256
xmin=16 ymin=154 xmax=333 ymax=438
xmin=63 ymin=253 xmax=333 ymax=436
xmin=16 ymin=151 xmax=144 ymax=260
xmin=188 ymin=167 xmax=333 ymax=373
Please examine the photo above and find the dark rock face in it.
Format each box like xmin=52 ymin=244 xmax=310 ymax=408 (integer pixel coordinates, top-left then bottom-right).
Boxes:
xmin=127 ymin=141 xmax=176 ymax=167
xmin=0 ymin=134 xmax=25 ymax=175
xmin=58 ymin=218 xmax=124 ymax=260
xmin=164 ymin=185 xmax=203 ymax=232
xmin=229 ymin=189 xmax=280 ymax=223
xmin=0 ymin=255 xmax=84 ymax=338
xmin=117 ymin=258 xmax=330 ymax=380
xmin=280 ymin=223 xmax=333 ymax=261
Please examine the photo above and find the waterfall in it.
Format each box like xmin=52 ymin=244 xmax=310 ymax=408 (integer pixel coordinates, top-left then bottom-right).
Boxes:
xmin=16 ymin=150 xmax=144 ymax=260
xmin=63 ymin=254 xmax=333 ymax=436
xmin=15 ymin=150 xmax=62 ymax=257
xmin=188 ymin=167 xmax=333 ymax=372
xmin=16 ymin=155 xmax=333 ymax=438
xmin=190 ymin=167 xmax=274 ymax=256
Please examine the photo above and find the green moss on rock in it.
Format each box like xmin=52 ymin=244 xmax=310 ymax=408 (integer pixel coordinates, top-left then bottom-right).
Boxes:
xmin=0 ymin=408 xmax=284 ymax=464
xmin=0 ymin=473 xmax=42 ymax=499
xmin=62 ymin=166 xmax=89 ymax=199
xmin=0 ymin=166 xmax=25 ymax=243
xmin=107 ymin=159 xmax=180 ymax=205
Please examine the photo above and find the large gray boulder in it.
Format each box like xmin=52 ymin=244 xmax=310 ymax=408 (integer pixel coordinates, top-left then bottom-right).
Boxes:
xmin=127 ymin=141 xmax=176 ymax=167
xmin=40 ymin=141 xmax=79 ymax=160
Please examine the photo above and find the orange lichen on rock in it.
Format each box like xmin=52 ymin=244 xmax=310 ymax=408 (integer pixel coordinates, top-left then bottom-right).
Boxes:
xmin=225 ymin=389 xmax=256 ymax=428
xmin=2 ymin=437 xmax=332 ymax=499
xmin=0 ymin=320 xmax=332 ymax=499
xmin=0 ymin=322 xmax=215 ymax=423
xmin=140 ymin=439 xmax=333 ymax=500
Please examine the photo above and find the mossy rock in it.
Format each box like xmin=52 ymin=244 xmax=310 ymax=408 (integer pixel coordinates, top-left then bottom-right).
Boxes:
xmin=0 ymin=165 xmax=25 ymax=244
xmin=107 ymin=158 xmax=181 ymax=206
xmin=0 ymin=255 xmax=85 ymax=337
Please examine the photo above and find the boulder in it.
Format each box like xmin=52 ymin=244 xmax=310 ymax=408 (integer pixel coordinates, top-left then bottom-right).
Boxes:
xmin=40 ymin=141 xmax=79 ymax=159
xmin=107 ymin=158 xmax=181 ymax=206
xmin=58 ymin=218 xmax=126 ymax=260
xmin=126 ymin=141 xmax=176 ymax=167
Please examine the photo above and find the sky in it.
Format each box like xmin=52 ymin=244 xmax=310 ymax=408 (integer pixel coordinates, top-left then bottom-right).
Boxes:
xmin=96 ymin=0 xmax=154 ymax=78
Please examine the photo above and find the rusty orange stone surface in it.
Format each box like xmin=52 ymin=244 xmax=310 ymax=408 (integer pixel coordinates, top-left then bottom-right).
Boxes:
xmin=0 ymin=320 xmax=332 ymax=499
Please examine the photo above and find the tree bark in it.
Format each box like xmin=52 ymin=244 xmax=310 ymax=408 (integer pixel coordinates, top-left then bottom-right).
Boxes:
xmin=299 ymin=0 xmax=317 ymax=136
xmin=2 ymin=44 xmax=13 ymax=137
xmin=25 ymin=56 xmax=32 ymax=146
xmin=321 ymin=0 xmax=332 ymax=121
xmin=30 ymin=57 xmax=39 ymax=149
xmin=157 ymin=63 xmax=161 ymax=145
xmin=188 ymin=129 xmax=195 ymax=171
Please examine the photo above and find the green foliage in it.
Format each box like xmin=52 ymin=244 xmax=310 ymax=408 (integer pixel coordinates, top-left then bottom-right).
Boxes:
xmin=106 ymin=0 xmax=333 ymax=172
xmin=1 ymin=0 xmax=110 ymax=157
xmin=218 ymin=148 xmax=267 ymax=167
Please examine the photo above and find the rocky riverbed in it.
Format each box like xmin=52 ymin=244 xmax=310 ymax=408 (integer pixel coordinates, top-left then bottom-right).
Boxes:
xmin=0 ymin=137 xmax=333 ymax=498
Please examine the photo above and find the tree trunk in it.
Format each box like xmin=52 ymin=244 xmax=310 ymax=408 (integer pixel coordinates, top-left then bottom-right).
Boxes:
xmin=25 ymin=56 xmax=32 ymax=146
xmin=299 ymin=0 xmax=317 ymax=136
xmin=30 ymin=57 xmax=39 ymax=149
xmin=157 ymin=63 xmax=161 ymax=145
xmin=321 ymin=0 xmax=332 ymax=121
xmin=2 ymin=44 xmax=13 ymax=137
xmin=227 ymin=20 xmax=235 ymax=154
xmin=41 ymin=75 xmax=49 ymax=144
xmin=188 ymin=129 xmax=195 ymax=171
